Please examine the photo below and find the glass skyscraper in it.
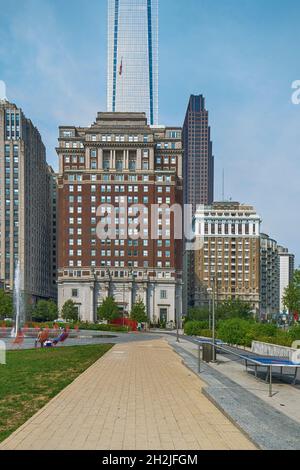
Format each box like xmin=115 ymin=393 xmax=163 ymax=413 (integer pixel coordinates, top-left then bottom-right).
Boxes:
xmin=107 ymin=0 xmax=158 ymax=125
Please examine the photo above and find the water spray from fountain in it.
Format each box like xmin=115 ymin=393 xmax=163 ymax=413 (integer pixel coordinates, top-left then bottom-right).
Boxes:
xmin=11 ymin=261 xmax=24 ymax=338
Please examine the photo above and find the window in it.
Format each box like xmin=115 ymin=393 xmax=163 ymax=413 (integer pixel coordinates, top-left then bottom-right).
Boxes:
xmin=90 ymin=159 xmax=97 ymax=169
xmin=62 ymin=130 xmax=73 ymax=138
xmin=72 ymin=289 xmax=78 ymax=298
xmin=160 ymin=290 xmax=167 ymax=300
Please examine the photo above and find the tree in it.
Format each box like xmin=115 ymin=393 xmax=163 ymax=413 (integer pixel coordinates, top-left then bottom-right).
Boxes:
xmin=283 ymin=269 xmax=300 ymax=317
xmin=61 ymin=300 xmax=78 ymax=322
xmin=216 ymin=299 xmax=253 ymax=320
xmin=186 ymin=307 xmax=210 ymax=322
xmin=97 ymin=296 xmax=120 ymax=322
xmin=130 ymin=299 xmax=148 ymax=323
xmin=32 ymin=300 xmax=58 ymax=322
xmin=0 ymin=290 xmax=13 ymax=319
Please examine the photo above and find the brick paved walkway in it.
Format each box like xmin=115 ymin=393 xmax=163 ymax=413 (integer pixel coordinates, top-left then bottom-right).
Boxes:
xmin=0 ymin=340 xmax=255 ymax=450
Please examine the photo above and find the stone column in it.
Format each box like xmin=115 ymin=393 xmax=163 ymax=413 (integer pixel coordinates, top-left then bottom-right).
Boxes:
xmin=85 ymin=147 xmax=90 ymax=169
xmin=136 ymin=149 xmax=142 ymax=170
xmin=124 ymin=150 xmax=129 ymax=170
xmin=98 ymin=148 xmax=103 ymax=170
xmin=90 ymin=284 xmax=95 ymax=323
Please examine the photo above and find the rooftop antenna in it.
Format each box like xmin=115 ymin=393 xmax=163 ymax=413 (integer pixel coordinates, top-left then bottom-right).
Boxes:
xmin=0 ymin=80 xmax=7 ymax=101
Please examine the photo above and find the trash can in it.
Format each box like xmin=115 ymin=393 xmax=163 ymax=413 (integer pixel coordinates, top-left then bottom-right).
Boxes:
xmin=202 ymin=343 xmax=216 ymax=362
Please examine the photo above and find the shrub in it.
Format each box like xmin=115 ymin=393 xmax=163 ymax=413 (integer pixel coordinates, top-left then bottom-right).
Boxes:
xmin=289 ymin=325 xmax=300 ymax=341
xmin=76 ymin=322 xmax=128 ymax=333
xmin=184 ymin=321 xmax=207 ymax=336
xmin=218 ymin=318 xmax=251 ymax=346
xmin=243 ymin=322 xmax=278 ymax=347
xmin=199 ymin=329 xmax=213 ymax=338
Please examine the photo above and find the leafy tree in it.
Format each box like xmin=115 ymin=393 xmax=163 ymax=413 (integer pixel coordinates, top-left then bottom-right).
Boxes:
xmin=216 ymin=299 xmax=253 ymax=320
xmin=0 ymin=290 xmax=13 ymax=319
xmin=61 ymin=300 xmax=78 ymax=322
xmin=32 ymin=300 xmax=58 ymax=322
xmin=97 ymin=296 xmax=120 ymax=322
xmin=283 ymin=269 xmax=300 ymax=316
xmin=130 ymin=299 xmax=148 ymax=323
xmin=186 ymin=307 xmax=210 ymax=322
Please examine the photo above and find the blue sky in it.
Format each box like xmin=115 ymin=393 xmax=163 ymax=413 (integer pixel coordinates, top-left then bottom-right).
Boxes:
xmin=0 ymin=0 xmax=300 ymax=262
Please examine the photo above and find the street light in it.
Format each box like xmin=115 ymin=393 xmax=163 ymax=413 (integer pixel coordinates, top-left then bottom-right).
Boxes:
xmin=207 ymin=287 xmax=212 ymax=330
xmin=176 ymin=304 xmax=180 ymax=343
xmin=176 ymin=293 xmax=180 ymax=343
xmin=211 ymin=273 xmax=216 ymax=362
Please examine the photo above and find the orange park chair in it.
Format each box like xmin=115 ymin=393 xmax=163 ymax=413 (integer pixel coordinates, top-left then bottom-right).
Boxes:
xmin=1 ymin=323 xmax=6 ymax=338
xmin=12 ymin=330 xmax=24 ymax=346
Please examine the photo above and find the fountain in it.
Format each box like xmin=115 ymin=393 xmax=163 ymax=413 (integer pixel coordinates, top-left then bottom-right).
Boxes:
xmin=11 ymin=261 xmax=24 ymax=338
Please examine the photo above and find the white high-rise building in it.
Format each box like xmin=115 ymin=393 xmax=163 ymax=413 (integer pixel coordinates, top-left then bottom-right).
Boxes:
xmin=107 ymin=0 xmax=158 ymax=125
xmin=278 ymin=246 xmax=295 ymax=312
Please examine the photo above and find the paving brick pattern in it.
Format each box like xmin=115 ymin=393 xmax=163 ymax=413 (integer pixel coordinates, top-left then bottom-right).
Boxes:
xmin=0 ymin=340 xmax=255 ymax=450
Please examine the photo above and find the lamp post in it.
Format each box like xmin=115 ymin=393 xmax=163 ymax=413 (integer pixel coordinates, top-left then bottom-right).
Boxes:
xmin=211 ymin=273 xmax=216 ymax=362
xmin=176 ymin=298 xmax=179 ymax=343
xmin=122 ymin=280 xmax=125 ymax=327
xmin=207 ymin=288 xmax=212 ymax=330
xmin=176 ymin=292 xmax=181 ymax=343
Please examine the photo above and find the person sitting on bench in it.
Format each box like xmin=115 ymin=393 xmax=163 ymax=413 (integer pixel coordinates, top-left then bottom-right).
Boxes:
xmin=35 ymin=328 xmax=49 ymax=348
xmin=52 ymin=328 xmax=69 ymax=345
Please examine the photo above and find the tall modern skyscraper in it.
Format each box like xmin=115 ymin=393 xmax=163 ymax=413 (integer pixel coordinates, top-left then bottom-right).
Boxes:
xmin=107 ymin=0 xmax=159 ymax=125
xmin=183 ymin=95 xmax=214 ymax=210
xmin=183 ymin=95 xmax=214 ymax=310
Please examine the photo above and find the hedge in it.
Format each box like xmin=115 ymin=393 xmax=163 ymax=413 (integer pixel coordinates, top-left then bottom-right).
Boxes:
xmin=0 ymin=320 xmax=129 ymax=333
xmin=184 ymin=321 xmax=209 ymax=336
xmin=184 ymin=318 xmax=300 ymax=348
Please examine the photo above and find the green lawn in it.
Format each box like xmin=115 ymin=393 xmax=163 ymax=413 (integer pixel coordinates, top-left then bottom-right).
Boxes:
xmin=0 ymin=344 xmax=113 ymax=443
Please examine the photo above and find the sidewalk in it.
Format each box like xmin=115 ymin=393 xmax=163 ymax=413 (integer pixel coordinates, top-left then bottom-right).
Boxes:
xmin=0 ymin=339 xmax=255 ymax=450
xmin=165 ymin=335 xmax=300 ymax=450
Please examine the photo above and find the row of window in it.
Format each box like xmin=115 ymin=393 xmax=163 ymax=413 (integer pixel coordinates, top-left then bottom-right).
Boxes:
xmin=71 ymin=287 xmax=168 ymax=300
xmin=67 ymin=174 xmax=153 ymax=182
xmin=67 ymin=249 xmax=171 ymax=258
xmin=67 ymin=259 xmax=172 ymax=268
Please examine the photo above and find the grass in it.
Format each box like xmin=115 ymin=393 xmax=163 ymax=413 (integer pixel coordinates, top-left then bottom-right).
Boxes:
xmin=0 ymin=344 xmax=113 ymax=443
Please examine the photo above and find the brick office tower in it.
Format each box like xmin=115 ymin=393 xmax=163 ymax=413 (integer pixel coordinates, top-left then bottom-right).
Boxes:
xmin=56 ymin=112 xmax=183 ymax=323
xmin=183 ymin=95 xmax=214 ymax=310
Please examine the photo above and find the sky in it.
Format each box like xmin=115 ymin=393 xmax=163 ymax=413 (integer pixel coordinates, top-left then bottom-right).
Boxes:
xmin=0 ymin=0 xmax=300 ymax=262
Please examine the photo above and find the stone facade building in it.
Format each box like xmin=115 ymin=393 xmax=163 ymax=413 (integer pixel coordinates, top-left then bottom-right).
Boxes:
xmin=56 ymin=112 xmax=183 ymax=323
xmin=194 ymin=202 xmax=261 ymax=314
xmin=0 ymin=98 xmax=54 ymax=305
